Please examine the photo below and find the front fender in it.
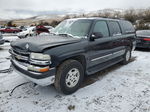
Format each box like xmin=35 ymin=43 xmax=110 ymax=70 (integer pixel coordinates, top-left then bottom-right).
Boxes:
xmin=51 ymin=50 xmax=86 ymax=67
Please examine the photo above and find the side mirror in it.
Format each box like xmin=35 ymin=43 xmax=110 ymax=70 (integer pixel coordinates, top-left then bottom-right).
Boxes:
xmin=91 ymin=32 xmax=103 ymax=40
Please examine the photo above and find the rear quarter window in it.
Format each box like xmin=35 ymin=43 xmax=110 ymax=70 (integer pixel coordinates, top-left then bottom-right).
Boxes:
xmin=119 ymin=20 xmax=135 ymax=34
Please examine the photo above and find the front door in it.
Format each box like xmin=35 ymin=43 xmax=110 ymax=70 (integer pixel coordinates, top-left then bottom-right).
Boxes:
xmin=87 ymin=20 xmax=113 ymax=71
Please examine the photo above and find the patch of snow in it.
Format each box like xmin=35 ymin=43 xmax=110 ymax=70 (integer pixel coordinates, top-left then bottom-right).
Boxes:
xmin=0 ymin=36 xmax=150 ymax=112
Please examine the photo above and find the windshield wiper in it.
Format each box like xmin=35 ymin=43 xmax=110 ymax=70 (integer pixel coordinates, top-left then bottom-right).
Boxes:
xmin=50 ymin=32 xmax=57 ymax=35
xmin=57 ymin=33 xmax=74 ymax=38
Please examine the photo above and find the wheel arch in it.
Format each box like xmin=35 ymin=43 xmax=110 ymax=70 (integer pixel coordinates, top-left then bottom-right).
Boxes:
xmin=126 ymin=35 xmax=136 ymax=50
xmin=58 ymin=54 xmax=87 ymax=71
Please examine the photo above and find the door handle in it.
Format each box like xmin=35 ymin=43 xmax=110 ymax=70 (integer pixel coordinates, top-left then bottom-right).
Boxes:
xmin=113 ymin=33 xmax=121 ymax=36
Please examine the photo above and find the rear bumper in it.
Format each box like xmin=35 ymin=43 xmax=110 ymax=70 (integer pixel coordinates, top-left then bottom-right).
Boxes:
xmin=0 ymin=39 xmax=5 ymax=45
xmin=11 ymin=59 xmax=56 ymax=86
xmin=136 ymin=42 xmax=150 ymax=48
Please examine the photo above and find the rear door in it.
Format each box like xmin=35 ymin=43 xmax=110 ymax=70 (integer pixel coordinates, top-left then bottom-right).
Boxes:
xmin=107 ymin=21 xmax=126 ymax=58
xmin=119 ymin=20 xmax=136 ymax=50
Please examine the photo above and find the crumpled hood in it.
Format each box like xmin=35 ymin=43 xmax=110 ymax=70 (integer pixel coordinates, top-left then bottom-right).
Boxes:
xmin=11 ymin=35 xmax=81 ymax=52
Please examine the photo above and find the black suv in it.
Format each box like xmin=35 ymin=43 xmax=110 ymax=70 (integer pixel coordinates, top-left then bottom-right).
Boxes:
xmin=10 ymin=18 xmax=136 ymax=94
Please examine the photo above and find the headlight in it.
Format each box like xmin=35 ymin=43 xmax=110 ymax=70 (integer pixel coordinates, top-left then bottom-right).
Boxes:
xmin=28 ymin=53 xmax=51 ymax=72
xmin=30 ymin=53 xmax=51 ymax=61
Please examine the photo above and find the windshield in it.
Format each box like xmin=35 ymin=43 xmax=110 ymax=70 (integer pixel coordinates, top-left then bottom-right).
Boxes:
xmin=51 ymin=19 xmax=92 ymax=38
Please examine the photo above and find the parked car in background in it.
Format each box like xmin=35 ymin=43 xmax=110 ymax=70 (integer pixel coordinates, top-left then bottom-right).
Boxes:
xmin=0 ymin=32 xmax=5 ymax=45
xmin=36 ymin=25 xmax=49 ymax=34
xmin=136 ymin=30 xmax=150 ymax=49
xmin=17 ymin=26 xmax=36 ymax=38
xmin=10 ymin=18 xmax=136 ymax=94
xmin=0 ymin=27 xmax=21 ymax=33
xmin=17 ymin=26 xmax=27 ymax=30
xmin=0 ymin=26 xmax=5 ymax=29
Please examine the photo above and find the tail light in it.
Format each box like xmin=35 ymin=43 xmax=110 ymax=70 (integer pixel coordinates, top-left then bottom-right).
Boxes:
xmin=143 ymin=38 xmax=150 ymax=41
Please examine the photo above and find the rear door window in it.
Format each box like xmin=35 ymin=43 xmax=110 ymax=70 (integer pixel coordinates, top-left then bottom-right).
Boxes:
xmin=93 ymin=21 xmax=109 ymax=37
xmin=108 ymin=21 xmax=121 ymax=36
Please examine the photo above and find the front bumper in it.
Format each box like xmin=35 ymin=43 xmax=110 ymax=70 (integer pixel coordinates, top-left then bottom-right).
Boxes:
xmin=11 ymin=59 xmax=56 ymax=86
xmin=0 ymin=39 xmax=5 ymax=45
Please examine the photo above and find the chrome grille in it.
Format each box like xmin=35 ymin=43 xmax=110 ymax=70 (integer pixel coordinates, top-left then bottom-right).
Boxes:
xmin=9 ymin=48 xmax=30 ymax=62
xmin=10 ymin=48 xmax=50 ymax=66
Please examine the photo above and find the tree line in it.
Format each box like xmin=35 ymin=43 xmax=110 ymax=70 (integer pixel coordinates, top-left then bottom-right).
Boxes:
xmin=5 ymin=8 xmax=150 ymax=30
xmin=50 ymin=8 xmax=150 ymax=30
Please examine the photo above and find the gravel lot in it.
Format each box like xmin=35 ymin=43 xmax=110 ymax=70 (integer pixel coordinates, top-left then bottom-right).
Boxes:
xmin=0 ymin=35 xmax=150 ymax=112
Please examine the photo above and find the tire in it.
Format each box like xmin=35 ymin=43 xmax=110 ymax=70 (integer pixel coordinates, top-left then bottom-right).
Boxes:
xmin=54 ymin=60 xmax=84 ymax=95
xmin=121 ymin=47 xmax=131 ymax=64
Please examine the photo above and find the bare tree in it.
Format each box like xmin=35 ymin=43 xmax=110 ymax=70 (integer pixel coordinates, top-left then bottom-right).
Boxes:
xmin=124 ymin=9 xmax=137 ymax=23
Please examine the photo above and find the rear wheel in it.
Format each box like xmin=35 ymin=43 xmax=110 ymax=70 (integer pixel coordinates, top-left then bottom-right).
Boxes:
xmin=121 ymin=47 xmax=131 ymax=64
xmin=54 ymin=60 xmax=84 ymax=95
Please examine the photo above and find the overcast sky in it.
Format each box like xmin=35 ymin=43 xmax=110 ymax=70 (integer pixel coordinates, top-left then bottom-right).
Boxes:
xmin=0 ymin=0 xmax=150 ymax=19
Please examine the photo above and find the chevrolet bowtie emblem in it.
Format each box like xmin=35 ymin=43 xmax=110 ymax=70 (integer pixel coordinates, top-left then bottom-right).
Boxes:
xmin=16 ymin=55 xmax=21 ymax=60
xmin=25 ymin=43 xmax=29 ymax=50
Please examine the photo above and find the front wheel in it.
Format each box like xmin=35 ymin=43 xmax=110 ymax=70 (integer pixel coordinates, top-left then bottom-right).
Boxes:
xmin=54 ymin=60 xmax=84 ymax=95
xmin=121 ymin=47 xmax=131 ymax=64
